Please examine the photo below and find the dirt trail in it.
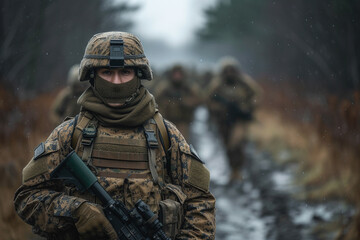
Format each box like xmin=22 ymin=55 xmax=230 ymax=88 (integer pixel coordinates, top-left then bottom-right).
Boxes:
xmin=191 ymin=106 xmax=354 ymax=240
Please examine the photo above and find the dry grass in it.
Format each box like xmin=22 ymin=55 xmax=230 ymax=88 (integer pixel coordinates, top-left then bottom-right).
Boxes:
xmin=0 ymin=86 xmax=57 ymax=239
xmin=251 ymin=81 xmax=360 ymax=239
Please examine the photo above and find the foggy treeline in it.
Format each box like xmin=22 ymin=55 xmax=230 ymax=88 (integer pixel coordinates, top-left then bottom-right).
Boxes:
xmin=0 ymin=0 xmax=138 ymax=97
xmin=197 ymin=1 xmax=360 ymax=239
xmin=197 ymin=0 xmax=360 ymax=96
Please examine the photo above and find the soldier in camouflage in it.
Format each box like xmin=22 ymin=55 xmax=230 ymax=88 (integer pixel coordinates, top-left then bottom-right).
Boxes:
xmin=155 ymin=64 xmax=201 ymax=141
xmin=206 ymin=56 xmax=262 ymax=183
xmin=14 ymin=32 xmax=216 ymax=240
xmin=50 ymin=64 xmax=87 ymax=125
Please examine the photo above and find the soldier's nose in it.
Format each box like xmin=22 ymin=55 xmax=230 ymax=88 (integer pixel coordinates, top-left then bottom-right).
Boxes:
xmin=112 ymin=73 xmax=122 ymax=84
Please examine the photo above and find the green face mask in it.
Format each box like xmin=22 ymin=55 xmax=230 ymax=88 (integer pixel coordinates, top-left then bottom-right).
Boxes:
xmin=93 ymin=75 xmax=141 ymax=105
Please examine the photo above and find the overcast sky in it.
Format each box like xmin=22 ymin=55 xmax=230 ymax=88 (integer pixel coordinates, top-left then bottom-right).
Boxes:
xmin=129 ymin=0 xmax=217 ymax=47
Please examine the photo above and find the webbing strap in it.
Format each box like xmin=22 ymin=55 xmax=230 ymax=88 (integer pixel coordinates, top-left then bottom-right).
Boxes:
xmin=71 ymin=112 xmax=94 ymax=150
xmin=154 ymin=112 xmax=170 ymax=151
xmin=82 ymin=122 xmax=97 ymax=160
xmin=92 ymin=150 xmax=148 ymax=161
xmin=71 ymin=112 xmax=99 ymax=173
xmin=153 ymin=112 xmax=172 ymax=185
xmin=98 ymin=171 xmax=148 ymax=179
xmin=143 ymin=119 xmax=164 ymax=188
xmin=92 ymin=159 xmax=148 ymax=169
xmin=95 ymin=136 xmax=147 ymax=147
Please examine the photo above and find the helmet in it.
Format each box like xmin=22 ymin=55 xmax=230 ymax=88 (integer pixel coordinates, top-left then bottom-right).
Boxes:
xmin=169 ymin=64 xmax=186 ymax=80
xmin=170 ymin=64 xmax=185 ymax=74
xmin=217 ymin=56 xmax=241 ymax=76
xmin=67 ymin=64 xmax=80 ymax=86
xmin=79 ymin=32 xmax=153 ymax=82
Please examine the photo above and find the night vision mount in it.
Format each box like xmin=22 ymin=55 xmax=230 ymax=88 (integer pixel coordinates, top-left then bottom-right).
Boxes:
xmin=109 ymin=39 xmax=125 ymax=68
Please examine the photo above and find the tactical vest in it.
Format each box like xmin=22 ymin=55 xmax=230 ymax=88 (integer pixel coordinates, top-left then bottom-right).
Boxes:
xmin=69 ymin=111 xmax=185 ymax=238
xmin=70 ymin=111 xmax=170 ymax=186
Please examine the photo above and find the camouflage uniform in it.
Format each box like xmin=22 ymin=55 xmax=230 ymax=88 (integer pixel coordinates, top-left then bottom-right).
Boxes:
xmin=14 ymin=32 xmax=215 ymax=240
xmin=155 ymin=65 xmax=201 ymax=141
xmin=50 ymin=64 xmax=87 ymax=125
xmin=206 ymin=56 xmax=261 ymax=182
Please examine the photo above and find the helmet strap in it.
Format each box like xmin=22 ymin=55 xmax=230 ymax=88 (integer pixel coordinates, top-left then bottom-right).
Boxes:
xmin=89 ymin=69 xmax=95 ymax=87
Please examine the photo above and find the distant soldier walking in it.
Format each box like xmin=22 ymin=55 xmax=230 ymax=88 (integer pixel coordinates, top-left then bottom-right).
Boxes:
xmin=50 ymin=64 xmax=87 ymax=125
xmin=155 ymin=64 xmax=201 ymax=141
xmin=206 ymin=56 xmax=262 ymax=183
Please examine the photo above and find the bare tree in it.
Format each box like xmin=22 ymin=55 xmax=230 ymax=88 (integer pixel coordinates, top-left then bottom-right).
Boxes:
xmin=0 ymin=0 xmax=138 ymax=97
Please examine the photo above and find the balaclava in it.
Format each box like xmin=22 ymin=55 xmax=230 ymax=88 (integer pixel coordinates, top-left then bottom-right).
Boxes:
xmin=92 ymin=73 xmax=141 ymax=106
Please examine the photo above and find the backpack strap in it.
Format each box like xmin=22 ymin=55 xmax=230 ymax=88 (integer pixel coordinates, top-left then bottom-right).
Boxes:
xmin=71 ymin=111 xmax=99 ymax=173
xmin=153 ymin=111 xmax=170 ymax=152
xmin=71 ymin=111 xmax=170 ymax=153
xmin=71 ymin=111 xmax=94 ymax=150
xmin=143 ymin=118 xmax=164 ymax=188
xmin=153 ymin=111 xmax=173 ymax=183
xmin=81 ymin=120 xmax=98 ymax=173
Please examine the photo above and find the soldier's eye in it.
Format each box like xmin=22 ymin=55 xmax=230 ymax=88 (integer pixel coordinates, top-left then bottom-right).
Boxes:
xmin=121 ymin=69 xmax=134 ymax=75
xmin=100 ymin=70 xmax=112 ymax=75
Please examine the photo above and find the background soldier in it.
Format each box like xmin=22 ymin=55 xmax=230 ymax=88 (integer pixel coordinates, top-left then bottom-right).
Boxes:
xmin=155 ymin=64 xmax=201 ymax=141
xmin=50 ymin=64 xmax=87 ymax=125
xmin=14 ymin=32 xmax=215 ymax=240
xmin=206 ymin=56 xmax=262 ymax=184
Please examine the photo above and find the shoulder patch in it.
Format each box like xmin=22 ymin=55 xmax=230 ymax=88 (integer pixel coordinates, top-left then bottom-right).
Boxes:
xmin=22 ymin=157 xmax=48 ymax=183
xmin=178 ymin=142 xmax=210 ymax=192
xmin=34 ymin=142 xmax=45 ymax=160
xmin=188 ymin=160 xmax=210 ymax=193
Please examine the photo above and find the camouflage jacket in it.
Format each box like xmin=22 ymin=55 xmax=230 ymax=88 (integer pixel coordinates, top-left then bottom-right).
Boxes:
xmin=206 ymin=74 xmax=261 ymax=123
xmin=51 ymin=87 xmax=82 ymax=125
xmin=155 ymin=82 xmax=201 ymax=124
xmin=14 ymin=111 xmax=216 ymax=240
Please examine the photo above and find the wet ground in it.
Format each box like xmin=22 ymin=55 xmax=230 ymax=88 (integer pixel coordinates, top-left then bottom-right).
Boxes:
xmin=191 ymin=106 xmax=354 ymax=240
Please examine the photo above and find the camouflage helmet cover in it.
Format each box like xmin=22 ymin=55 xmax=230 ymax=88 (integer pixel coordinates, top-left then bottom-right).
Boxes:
xmin=217 ymin=56 xmax=241 ymax=76
xmin=168 ymin=63 xmax=186 ymax=79
xmin=170 ymin=64 xmax=185 ymax=74
xmin=79 ymin=31 xmax=153 ymax=81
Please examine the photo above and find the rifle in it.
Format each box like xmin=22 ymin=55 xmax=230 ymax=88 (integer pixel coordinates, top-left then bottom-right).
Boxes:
xmin=50 ymin=150 xmax=170 ymax=240
xmin=212 ymin=94 xmax=253 ymax=121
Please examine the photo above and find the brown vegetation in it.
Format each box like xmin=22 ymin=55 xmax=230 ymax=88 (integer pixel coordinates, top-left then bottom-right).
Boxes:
xmin=252 ymin=80 xmax=360 ymax=240
xmin=0 ymin=85 xmax=56 ymax=239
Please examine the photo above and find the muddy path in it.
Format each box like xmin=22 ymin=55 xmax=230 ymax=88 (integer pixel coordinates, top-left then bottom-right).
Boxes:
xmin=191 ymin=106 xmax=353 ymax=240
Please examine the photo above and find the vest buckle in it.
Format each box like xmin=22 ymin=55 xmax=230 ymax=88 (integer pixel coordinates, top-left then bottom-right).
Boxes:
xmin=144 ymin=130 xmax=159 ymax=148
xmin=82 ymin=125 xmax=97 ymax=146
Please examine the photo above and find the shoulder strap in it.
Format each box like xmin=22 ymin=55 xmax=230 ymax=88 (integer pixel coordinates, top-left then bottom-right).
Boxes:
xmin=71 ymin=111 xmax=170 ymax=153
xmin=153 ymin=112 xmax=170 ymax=152
xmin=71 ymin=111 xmax=94 ymax=150
xmin=153 ymin=112 xmax=173 ymax=185
xmin=143 ymin=119 xmax=164 ymax=188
